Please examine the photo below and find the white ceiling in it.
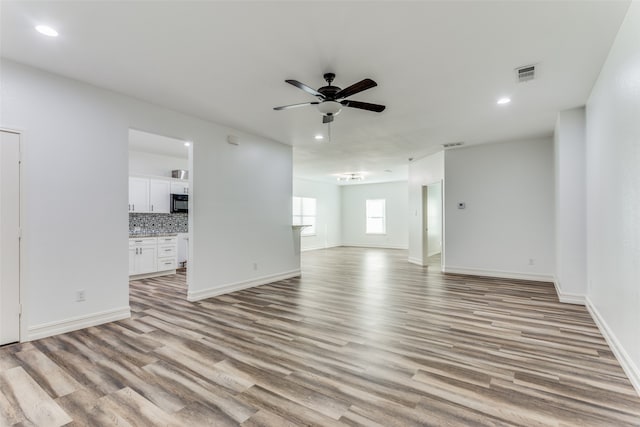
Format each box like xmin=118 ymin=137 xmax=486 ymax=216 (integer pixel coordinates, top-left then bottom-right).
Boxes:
xmin=1 ymin=1 xmax=630 ymax=184
xmin=129 ymin=129 xmax=188 ymax=159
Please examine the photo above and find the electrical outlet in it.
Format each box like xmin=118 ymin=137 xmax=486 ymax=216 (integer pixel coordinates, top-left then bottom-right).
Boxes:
xmin=76 ymin=289 xmax=86 ymax=302
xmin=253 ymin=263 xmax=258 ymax=271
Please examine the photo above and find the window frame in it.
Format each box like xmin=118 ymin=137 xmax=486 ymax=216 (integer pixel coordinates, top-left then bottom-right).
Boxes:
xmin=365 ymin=198 xmax=386 ymax=235
xmin=292 ymin=196 xmax=317 ymax=237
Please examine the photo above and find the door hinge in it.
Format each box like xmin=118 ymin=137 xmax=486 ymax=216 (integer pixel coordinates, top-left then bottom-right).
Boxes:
xmin=18 ymin=228 xmax=22 ymax=240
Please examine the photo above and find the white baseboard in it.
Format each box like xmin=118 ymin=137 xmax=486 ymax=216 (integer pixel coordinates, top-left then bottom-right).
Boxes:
xmin=442 ymin=266 xmax=554 ymax=283
xmin=553 ymin=278 xmax=585 ymax=305
xmin=187 ymin=269 xmax=301 ymax=302
xmin=408 ymin=257 xmax=424 ymax=266
xmin=341 ymin=243 xmax=408 ymax=250
xmin=26 ymin=306 xmax=131 ymax=341
xmin=586 ymin=297 xmax=640 ymax=397
xmin=301 ymin=244 xmax=340 ymax=252
xmin=129 ymin=269 xmax=177 ymax=280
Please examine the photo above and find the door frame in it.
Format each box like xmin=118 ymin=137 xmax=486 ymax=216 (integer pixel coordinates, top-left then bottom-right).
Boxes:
xmin=421 ymin=180 xmax=444 ymax=271
xmin=0 ymin=127 xmax=25 ymax=343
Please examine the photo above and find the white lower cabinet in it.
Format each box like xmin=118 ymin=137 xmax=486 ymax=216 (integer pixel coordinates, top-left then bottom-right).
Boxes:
xmin=129 ymin=237 xmax=158 ymax=275
xmin=157 ymin=236 xmax=177 ymax=272
xmin=129 ymin=236 xmax=177 ymax=277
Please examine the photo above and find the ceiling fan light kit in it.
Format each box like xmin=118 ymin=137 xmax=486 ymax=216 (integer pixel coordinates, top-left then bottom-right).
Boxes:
xmin=317 ymin=101 xmax=342 ymax=115
xmin=274 ymin=72 xmax=385 ymax=124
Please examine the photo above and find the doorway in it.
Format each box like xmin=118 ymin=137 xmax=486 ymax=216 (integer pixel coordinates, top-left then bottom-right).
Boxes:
xmin=127 ymin=129 xmax=191 ymax=297
xmin=1 ymin=130 xmax=21 ymax=345
xmin=422 ymin=181 xmax=443 ymax=269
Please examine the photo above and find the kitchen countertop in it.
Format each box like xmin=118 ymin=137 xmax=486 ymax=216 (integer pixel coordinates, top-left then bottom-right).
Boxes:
xmin=129 ymin=233 xmax=178 ymax=238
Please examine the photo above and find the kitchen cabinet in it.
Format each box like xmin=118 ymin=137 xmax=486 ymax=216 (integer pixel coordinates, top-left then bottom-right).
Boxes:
xmin=128 ymin=177 xmax=149 ymax=212
xmin=129 ymin=237 xmax=158 ymax=275
xmin=129 ymin=236 xmax=178 ymax=277
xmin=149 ymin=179 xmax=170 ymax=213
xmin=128 ymin=176 xmax=172 ymax=213
xmin=171 ymin=181 xmax=189 ymax=195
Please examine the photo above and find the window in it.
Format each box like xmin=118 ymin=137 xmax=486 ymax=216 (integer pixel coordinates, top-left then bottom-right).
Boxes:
xmin=366 ymin=199 xmax=386 ymax=234
xmin=293 ymin=197 xmax=316 ymax=236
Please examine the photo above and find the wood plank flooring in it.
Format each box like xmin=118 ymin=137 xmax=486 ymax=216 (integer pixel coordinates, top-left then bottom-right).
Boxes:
xmin=1 ymin=247 xmax=639 ymax=426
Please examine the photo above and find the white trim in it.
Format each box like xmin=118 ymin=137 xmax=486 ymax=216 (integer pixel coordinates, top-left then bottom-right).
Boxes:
xmin=442 ymin=265 xmax=554 ymax=283
xmin=301 ymin=244 xmax=341 ymax=252
xmin=408 ymin=257 xmax=424 ymax=266
xmin=341 ymin=243 xmax=408 ymax=250
xmin=553 ymin=278 xmax=585 ymax=305
xmin=586 ymin=297 xmax=640 ymax=397
xmin=187 ymin=269 xmax=301 ymax=302
xmin=129 ymin=269 xmax=177 ymax=280
xmin=26 ymin=306 xmax=131 ymax=341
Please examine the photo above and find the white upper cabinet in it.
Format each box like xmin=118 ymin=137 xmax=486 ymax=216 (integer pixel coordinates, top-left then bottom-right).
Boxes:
xmin=128 ymin=177 xmax=149 ymax=213
xmin=129 ymin=176 xmax=188 ymax=213
xmin=149 ymin=179 xmax=171 ymax=213
xmin=170 ymin=181 xmax=189 ymax=195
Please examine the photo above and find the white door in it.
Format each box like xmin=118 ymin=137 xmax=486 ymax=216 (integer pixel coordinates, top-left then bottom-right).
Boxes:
xmin=149 ymin=179 xmax=170 ymax=213
xmin=138 ymin=246 xmax=157 ymax=274
xmin=422 ymin=182 xmax=443 ymax=268
xmin=128 ymin=177 xmax=149 ymax=213
xmin=0 ymin=130 xmax=21 ymax=345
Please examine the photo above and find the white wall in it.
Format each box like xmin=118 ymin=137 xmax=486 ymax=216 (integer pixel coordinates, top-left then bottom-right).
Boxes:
xmin=0 ymin=60 xmax=298 ymax=339
xmin=129 ymin=150 xmax=188 ymax=177
xmin=585 ymin=0 xmax=640 ymax=394
xmin=293 ymin=178 xmax=341 ymax=251
xmin=554 ymin=107 xmax=587 ymax=303
xmin=408 ymin=152 xmax=444 ymax=264
xmin=444 ymin=138 xmax=555 ymax=280
xmin=341 ymin=181 xmax=408 ymax=249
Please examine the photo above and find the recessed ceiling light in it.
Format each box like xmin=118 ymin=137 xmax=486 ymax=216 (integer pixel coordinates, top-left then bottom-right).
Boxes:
xmin=35 ymin=25 xmax=58 ymax=37
xmin=184 ymin=141 xmax=191 ymax=147
xmin=314 ymin=134 xmax=324 ymax=140
xmin=497 ymin=97 xmax=511 ymax=105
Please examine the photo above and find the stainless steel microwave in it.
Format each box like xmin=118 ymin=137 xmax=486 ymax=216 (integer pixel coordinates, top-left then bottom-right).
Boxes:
xmin=171 ymin=194 xmax=188 ymax=213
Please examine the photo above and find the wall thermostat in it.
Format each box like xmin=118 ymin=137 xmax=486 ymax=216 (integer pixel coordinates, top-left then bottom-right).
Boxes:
xmin=458 ymin=202 xmax=466 ymax=209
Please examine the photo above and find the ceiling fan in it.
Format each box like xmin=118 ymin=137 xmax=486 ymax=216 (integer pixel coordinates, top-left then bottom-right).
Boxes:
xmin=274 ymin=73 xmax=385 ymax=124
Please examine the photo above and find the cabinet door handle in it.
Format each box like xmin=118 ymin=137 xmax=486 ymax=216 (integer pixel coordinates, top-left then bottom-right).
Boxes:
xmin=151 ymin=205 xmax=154 ymax=212
xmin=165 ymin=249 xmax=172 ymax=252
xmin=128 ymin=204 xmax=131 ymax=211
xmin=132 ymin=204 xmax=135 ymax=211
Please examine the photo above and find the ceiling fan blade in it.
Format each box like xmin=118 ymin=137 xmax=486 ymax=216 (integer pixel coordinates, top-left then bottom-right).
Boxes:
xmin=335 ymin=78 xmax=377 ymax=99
xmin=323 ymin=114 xmax=334 ymax=124
xmin=273 ymin=102 xmax=319 ymax=111
xmin=341 ymin=100 xmax=386 ymax=112
xmin=285 ymin=80 xmax=325 ymax=98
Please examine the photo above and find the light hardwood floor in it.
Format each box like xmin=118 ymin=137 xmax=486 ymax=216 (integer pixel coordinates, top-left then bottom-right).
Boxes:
xmin=1 ymin=247 xmax=639 ymax=426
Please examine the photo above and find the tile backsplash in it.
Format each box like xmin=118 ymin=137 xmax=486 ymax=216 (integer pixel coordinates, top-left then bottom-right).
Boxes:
xmin=129 ymin=213 xmax=188 ymax=234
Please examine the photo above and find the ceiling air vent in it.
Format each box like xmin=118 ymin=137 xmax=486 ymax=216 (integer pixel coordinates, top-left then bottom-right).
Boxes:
xmin=516 ymin=65 xmax=535 ymax=82
xmin=442 ymin=142 xmax=464 ymax=149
